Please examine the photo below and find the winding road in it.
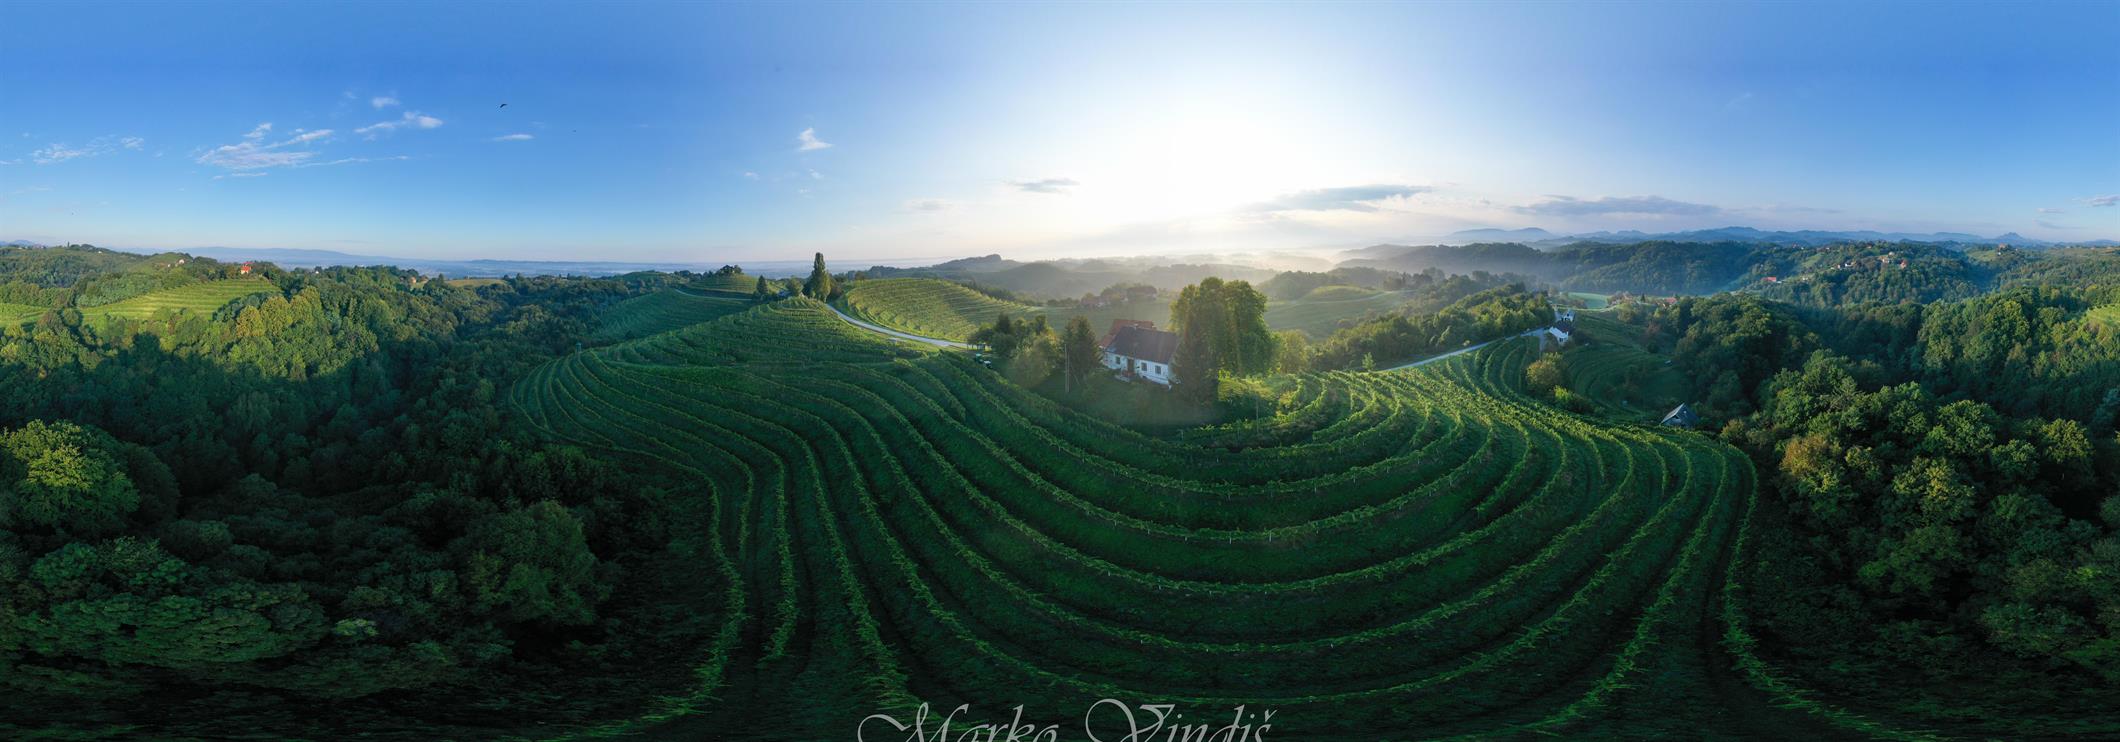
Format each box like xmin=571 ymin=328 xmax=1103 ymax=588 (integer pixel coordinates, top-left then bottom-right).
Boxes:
xmin=823 ymin=303 xmax=975 ymax=349
xmin=1382 ymin=328 xmax=1545 ymax=372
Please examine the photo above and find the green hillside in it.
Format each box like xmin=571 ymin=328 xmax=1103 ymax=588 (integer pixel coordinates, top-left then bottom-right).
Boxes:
xmin=591 ymin=289 xmax=749 ymax=342
xmin=80 ymin=279 xmax=279 ymax=324
xmin=691 ymin=272 xmax=762 ymax=295
xmin=1263 ymin=288 xmax=1407 ymax=337
xmin=507 ymin=297 xmax=1915 ymax=740
xmin=838 ymin=277 xmax=1043 ymax=341
xmin=0 ymin=302 xmax=47 ymax=324
xmin=846 ymin=276 xmax=1418 ymax=342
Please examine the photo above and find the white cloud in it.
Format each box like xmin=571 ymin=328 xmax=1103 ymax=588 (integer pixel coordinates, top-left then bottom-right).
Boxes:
xmin=29 ymin=135 xmax=144 ymax=164
xmin=356 ymin=111 xmax=445 ymax=137
xmin=796 ymin=127 xmax=832 ymax=151
xmin=1243 ymin=184 xmax=1431 ymax=214
xmin=1513 ymin=194 xmax=1722 ymax=217
xmin=1007 ymin=177 xmax=1079 ymax=194
xmin=301 ymin=155 xmax=411 ymax=168
xmin=196 ymin=123 xmax=343 ymax=171
xmin=903 ymin=198 xmax=959 ymax=212
xmin=491 ymin=133 xmax=534 ymax=142
xmin=212 ymin=172 xmax=270 ymax=180
xmin=809 ymin=169 xmax=824 ymax=180
xmin=2085 ymin=195 xmax=2119 ymax=208
xmin=371 ymin=96 xmax=400 ymax=109
xmin=2037 ymin=207 xmax=2065 ymax=214
xmin=742 ymin=171 xmax=760 ymax=180
xmin=30 ymin=144 xmax=90 ymax=164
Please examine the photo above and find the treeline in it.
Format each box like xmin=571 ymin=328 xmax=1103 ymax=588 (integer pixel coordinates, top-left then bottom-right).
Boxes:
xmin=1750 ymin=242 xmax=1989 ymax=307
xmin=1627 ymin=284 xmax=2120 ymax=701
xmin=0 ymin=257 xmax=698 ymax=732
xmin=1347 ymin=240 xmax=2118 ymax=304
xmin=1307 ymin=285 xmax=1551 ymax=370
xmin=1345 ymin=240 xmax=1762 ymax=295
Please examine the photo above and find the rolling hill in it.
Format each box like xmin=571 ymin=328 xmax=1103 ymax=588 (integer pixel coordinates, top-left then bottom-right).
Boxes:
xmin=591 ymin=288 xmax=751 ymax=343
xmin=506 ymin=298 xmax=1935 ymax=739
xmin=837 ymin=277 xmax=1046 ymax=341
xmin=79 ymin=279 xmax=279 ymax=325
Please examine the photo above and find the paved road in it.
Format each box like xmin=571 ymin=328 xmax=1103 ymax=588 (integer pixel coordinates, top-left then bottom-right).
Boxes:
xmin=823 ymin=302 xmax=975 ymax=349
xmin=1381 ymin=328 xmax=1542 ymax=372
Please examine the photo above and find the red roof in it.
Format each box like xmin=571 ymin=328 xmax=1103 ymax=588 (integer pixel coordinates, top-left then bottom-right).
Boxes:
xmin=1098 ymin=319 xmax=1155 ymax=349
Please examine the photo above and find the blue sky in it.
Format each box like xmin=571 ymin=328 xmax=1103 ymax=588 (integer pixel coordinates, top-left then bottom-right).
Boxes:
xmin=2 ymin=1 xmax=2115 ymax=262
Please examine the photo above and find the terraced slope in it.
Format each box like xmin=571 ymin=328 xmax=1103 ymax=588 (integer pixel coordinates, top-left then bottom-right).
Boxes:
xmin=845 ymin=277 xmax=1410 ymax=343
xmin=81 ymin=279 xmax=278 ymax=324
xmin=838 ymin=277 xmax=1042 ymax=341
xmin=512 ymin=298 xmax=1925 ymax=740
xmin=591 ymin=289 xmax=749 ymax=343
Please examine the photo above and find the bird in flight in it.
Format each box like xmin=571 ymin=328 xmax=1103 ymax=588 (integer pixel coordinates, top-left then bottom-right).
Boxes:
xmin=499 ymin=103 xmax=508 ymax=109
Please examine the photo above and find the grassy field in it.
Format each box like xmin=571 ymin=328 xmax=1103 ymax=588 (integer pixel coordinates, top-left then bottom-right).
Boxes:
xmin=80 ymin=279 xmax=278 ymax=325
xmin=1566 ymin=291 xmax=1612 ymax=309
xmin=691 ymin=272 xmax=765 ymax=297
xmin=591 ymin=289 xmax=750 ymax=343
xmin=446 ymin=277 xmax=505 ymax=288
xmin=505 ymin=296 xmax=1941 ymax=739
xmin=0 ymin=302 xmax=47 ymax=324
xmin=2089 ymin=304 xmax=2120 ymax=329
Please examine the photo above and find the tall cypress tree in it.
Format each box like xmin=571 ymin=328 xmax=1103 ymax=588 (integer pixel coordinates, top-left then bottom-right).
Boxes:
xmin=803 ymin=252 xmax=833 ymax=299
xmin=1060 ymin=315 xmax=1100 ymax=395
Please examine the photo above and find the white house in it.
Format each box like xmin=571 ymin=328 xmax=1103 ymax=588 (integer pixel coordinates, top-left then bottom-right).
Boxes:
xmin=1104 ymin=324 xmax=1178 ymax=386
xmin=1541 ymin=325 xmax=1572 ymax=350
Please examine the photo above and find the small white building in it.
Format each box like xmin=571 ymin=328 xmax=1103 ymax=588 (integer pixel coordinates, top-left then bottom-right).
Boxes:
xmin=1541 ymin=325 xmax=1572 ymax=350
xmin=1104 ymin=324 xmax=1178 ymax=386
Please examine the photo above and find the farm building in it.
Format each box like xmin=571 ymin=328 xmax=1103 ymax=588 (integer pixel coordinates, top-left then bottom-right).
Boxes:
xmin=1104 ymin=324 xmax=1178 ymax=386
xmin=1540 ymin=319 xmax=1575 ymax=351
xmin=1661 ymin=403 xmax=1701 ymax=428
xmin=1098 ymin=319 xmax=1156 ymax=349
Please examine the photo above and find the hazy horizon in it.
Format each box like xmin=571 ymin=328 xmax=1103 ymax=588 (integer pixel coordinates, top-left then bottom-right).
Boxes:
xmin=3 ymin=1 xmax=2116 ymax=262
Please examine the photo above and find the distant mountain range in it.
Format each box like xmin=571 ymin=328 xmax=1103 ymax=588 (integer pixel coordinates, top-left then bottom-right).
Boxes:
xmin=1428 ymin=226 xmax=2117 ymax=249
xmin=0 ymin=244 xmax=946 ymax=278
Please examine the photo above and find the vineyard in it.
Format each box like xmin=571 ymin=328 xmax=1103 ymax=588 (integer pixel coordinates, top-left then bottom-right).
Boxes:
xmin=79 ymin=279 xmax=278 ymax=325
xmin=591 ymin=289 xmax=749 ymax=343
xmin=838 ymin=278 xmax=1043 ymax=340
xmin=1263 ymin=286 xmax=1408 ymax=337
xmin=509 ymin=297 xmax=1926 ymax=740
xmin=842 ymin=277 xmax=1418 ymax=342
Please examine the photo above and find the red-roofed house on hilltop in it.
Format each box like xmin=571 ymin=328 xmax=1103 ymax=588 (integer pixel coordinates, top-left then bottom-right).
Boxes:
xmin=238 ymin=262 xmax=253 ymax=275
xmin=1103 ymin=323 xmax=1178 ymax=386
xmin=1097 ymin=319 xmax=1156 ymax=351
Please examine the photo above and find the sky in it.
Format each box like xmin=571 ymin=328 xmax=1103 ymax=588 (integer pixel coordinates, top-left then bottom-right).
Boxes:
xmin=2 ymin=1 xmax=2116 ymax=263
